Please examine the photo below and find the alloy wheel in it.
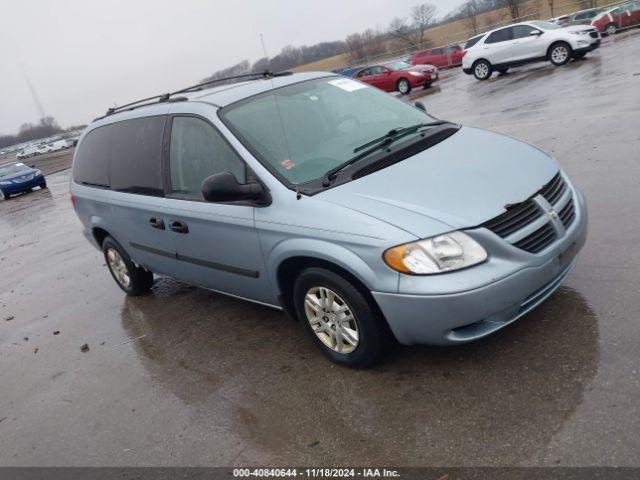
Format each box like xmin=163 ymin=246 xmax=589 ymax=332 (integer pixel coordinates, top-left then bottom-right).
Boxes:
xmin=398 ymin=80 xmax=409 ymax=94
xmin=304 ymin=286 xmax=359 ymax=354
xmin=475 ymin=63 xmax=489 ymax=79
xmin=551 ymin=45 xmax=569 ymax=64
xmin=606 ymin=24 xmax=617 ymax=35
xmin=106 ymin=248 xmax=131 ymax=289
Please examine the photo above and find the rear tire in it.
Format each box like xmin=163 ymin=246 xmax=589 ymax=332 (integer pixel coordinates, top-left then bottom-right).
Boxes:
xmin=102 ymin=236 xmax=154 ymax=296
xmin=549 ymin=42 xmax=572 ymax=66
xmin=473 ymin=60 xmax=492 ymax=80
xmin=293 ymin=267 xmax=390 ymax=368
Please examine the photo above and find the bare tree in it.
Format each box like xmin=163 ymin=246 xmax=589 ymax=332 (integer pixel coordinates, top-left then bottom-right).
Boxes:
xmin=411 ymin=3 xmax=438 ymax=44
xmin=387 ymin=17 xmax=416 ymax=47
xmin=547 ymin=0 xmax=555 ymax=17
xmin=502 ymin=0 xmax=525 ymax=21
xmin=345 ymin=29 xmax=386 ymax=63
xmin=462 ymin=0 xmax=481 ymax=35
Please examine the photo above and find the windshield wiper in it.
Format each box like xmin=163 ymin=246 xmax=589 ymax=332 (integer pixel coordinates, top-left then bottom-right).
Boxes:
xmin=322 ymin=121 xmax=448 ymax=187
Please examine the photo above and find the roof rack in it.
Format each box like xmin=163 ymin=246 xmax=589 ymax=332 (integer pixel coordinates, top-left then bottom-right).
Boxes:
xmin=104 ymin=70 xmax=293 ymax=116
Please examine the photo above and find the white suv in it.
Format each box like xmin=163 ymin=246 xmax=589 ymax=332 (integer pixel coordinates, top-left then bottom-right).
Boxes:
xmin=462 ymin=20 xmax=601 ymax=80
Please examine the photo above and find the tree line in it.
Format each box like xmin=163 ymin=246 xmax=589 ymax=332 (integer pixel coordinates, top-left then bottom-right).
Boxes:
xmin=0 ymin=117 xmax=64 ymax=150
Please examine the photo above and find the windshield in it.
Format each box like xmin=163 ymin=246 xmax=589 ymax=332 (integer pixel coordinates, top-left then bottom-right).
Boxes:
xmin=221 ymin=77 xmax=437 ymax=185
xmin=384 ymin=60 xmax=412 ymax=71
xmin=0 ymin=163 xmax=29 ymax=177
xmin=531 ymin=20 xmax=562 ymax=30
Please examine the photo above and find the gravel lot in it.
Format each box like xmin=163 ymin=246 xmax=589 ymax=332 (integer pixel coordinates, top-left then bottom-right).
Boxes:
xmin=0 ymin=32 xmax=639 ymax=467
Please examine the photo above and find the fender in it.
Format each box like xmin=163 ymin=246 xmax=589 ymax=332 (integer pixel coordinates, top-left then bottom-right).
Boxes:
xmin=266 ymin=237 xmax=397 ymax=294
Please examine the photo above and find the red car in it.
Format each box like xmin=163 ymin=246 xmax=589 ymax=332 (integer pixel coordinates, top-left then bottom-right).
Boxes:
xmin=410 ymin=44 xmax=466 ymax=68
xmin=591 ymin=2 xmax=640 ymax=35
xmin=353 ymin=60 xmax=437 ymax=95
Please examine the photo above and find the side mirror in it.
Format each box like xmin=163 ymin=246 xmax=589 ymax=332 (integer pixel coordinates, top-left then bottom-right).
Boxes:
xmin=530 ymin=30 xmax=543 ymax=36
xmin=201 ymin=171 xmax=265 ymax=203
xmin=414 ymin=101 xmax=427 ymax=113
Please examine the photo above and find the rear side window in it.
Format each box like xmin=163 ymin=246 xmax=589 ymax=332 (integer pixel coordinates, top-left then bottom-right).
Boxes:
xmin=431 ymin=48 xmax=444 ymax=55
xmin=169 ymin=116 xmax=246 ymax=199
xmin=464 ymin=35 xmax=484 ymax=49
xmin=417 ymin=50 xmax=430 ymax=57
xmin=73 ymin=126 xmax=110 ymax=187
xmin=486 ymin=28 xmax=513 ymax=44
xmin=109 ymin=116 xmax=165 ymax=195
xmin=73 ymin=116 xmax=164 ymax=194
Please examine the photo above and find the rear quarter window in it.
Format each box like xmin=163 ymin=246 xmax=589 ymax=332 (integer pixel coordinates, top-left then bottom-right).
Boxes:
xmin=464 ymin=35 xmax=484 ymax=49
xmin=73 ymin=115 xmax=165 ymax=195
xmin=73 ymin=126 xmax=110 ymax=187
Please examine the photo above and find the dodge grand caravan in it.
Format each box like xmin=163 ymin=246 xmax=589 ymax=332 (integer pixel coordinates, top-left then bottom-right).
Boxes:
xmin=71 ymin=71 xmax=587 ymax=368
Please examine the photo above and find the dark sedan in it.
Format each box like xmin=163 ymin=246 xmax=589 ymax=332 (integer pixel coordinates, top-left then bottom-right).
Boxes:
xmin=0 ymin=162 xmax=47 ymax=201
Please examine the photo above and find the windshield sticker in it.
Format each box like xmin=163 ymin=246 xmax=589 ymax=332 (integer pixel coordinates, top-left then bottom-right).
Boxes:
xmin=280 ymin=159 xmax=295 ymax=170
xmin=328 ymin=78 xmax=368 ymax=92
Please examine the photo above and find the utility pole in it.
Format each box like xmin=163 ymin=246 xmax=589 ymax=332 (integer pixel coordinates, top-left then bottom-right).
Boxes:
xmin=18 ymin=63 xmax=46 ymax=120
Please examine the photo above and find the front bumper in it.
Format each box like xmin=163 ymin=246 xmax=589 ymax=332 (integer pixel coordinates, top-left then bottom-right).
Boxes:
xmin=1 ymin=176 xmax=46 ymax=196
xmin=574 ymin=38 xmax=601 ymax=54
xmin=373 ymin=188 xmax=588 ymax=346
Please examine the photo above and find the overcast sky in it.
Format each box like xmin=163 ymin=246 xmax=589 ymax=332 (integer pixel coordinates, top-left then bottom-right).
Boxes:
xmin=0 ymin=0 xmax=464 ymax=135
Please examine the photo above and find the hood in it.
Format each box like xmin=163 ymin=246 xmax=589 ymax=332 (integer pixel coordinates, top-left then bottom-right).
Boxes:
xmin=566 ymin=24 xmax=596 ymax=33
xmin=317 ymin=126 xmax=559 ymax=239
xmin=408 ymin=65 xmax=436 ymax=73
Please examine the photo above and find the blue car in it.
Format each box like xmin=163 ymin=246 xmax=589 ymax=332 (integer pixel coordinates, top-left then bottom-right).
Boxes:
xmin=0 ymin=162 xmax=47 ymax=201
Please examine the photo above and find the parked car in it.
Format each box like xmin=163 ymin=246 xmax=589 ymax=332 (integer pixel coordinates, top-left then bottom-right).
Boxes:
xmin=0 ymin=162 xmax=46 ymax=201
xmin=556 ymin=7 xmax=605 ymax=26
xmin=335 ymin=66 xmax=362 ymax=77
xmin=549 ymin=15 xmax=570 ymax=25
xmin=463 ymin=21 xmax=601 ymax=80
xmin=353 ymin=60 xmax=438 ymax=94
xmin=71 ymin=72 xmax=587 ymax=367
xmin=16 ymin=144 xmax=39 ymax=159
xmin=591 ymin=2 xmax=640 ymax=35
xmin=411 ymin=44 xmax=466 ymax=68
xmin=36 ymin=144 xmax=54 ymax=155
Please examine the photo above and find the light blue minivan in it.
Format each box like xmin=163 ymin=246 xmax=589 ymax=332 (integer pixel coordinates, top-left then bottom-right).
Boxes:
xmin=71 ymin=71 xmax=587 ymax=367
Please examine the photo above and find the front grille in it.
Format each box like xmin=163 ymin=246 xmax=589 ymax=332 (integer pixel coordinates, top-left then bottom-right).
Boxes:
xmin=514 ymin=222 xmax=557 ymax=253
xmin=539 ymin=172 xmax=566 ymax=204
xmin=589 ymin=31 xmax=599 ymax=38
xmin=482 ymin=171 xmax=576 ymax=254
xmin=482 ymin=199 xmax=542 ymax=238
xmin=559 ymin=198 xmax=576 ymax=228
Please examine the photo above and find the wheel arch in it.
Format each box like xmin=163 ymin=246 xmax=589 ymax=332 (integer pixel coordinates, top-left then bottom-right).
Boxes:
xmin=547 ymin=40 xmax=572 ymax=59
xmin=268 ymin=240 xmax=388 ymax=321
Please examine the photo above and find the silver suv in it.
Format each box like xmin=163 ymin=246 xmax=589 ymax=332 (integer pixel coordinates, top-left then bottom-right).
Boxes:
xmin=71 ymin=71 xmax=587 ymax=367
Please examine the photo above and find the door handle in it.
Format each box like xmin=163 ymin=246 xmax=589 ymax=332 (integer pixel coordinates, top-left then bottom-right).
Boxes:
xmin=170 ymin=220 xmax=189 ymax=234
xmin=149 ymin=217 xmax=165 ymax=230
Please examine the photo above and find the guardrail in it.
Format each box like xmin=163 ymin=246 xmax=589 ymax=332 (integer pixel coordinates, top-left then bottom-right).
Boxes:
xmin=345 ymin=0 xmax=633 ymax=69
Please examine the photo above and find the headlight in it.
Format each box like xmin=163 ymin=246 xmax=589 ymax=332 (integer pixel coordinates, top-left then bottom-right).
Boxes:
xmin=33 ymin=169 xmax=42 ymax=177
xmin=383 ymin=231 xmax=487 ymax=275
xmin=0 ymin=180 xmax=12 ymax=185
xmin=569 ymin=30 xmax=589 ymax=35
xmin=408 ymin=71 xmax=425 ymax=77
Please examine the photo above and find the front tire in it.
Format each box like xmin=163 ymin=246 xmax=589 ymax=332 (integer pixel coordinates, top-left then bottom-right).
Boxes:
xmin=473 ymin=60 xmax=492 ymax=80
xmin=605 ymin=23 xmax=617 ymax=36
xmin=102 ymin=236 xmax=154 ymax=296
xmin=549 ymin=42 xmax=572 ymax=66
xmin=0 ymin=189 xmax=6 ymax=201
xmin=397 ymin=78 xmax=411 ymax=95
xmin=293 ymin=267 xmax=390 ymax=368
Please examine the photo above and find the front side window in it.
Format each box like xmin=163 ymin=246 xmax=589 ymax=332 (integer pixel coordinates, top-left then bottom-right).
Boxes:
xmin=512 ymin=25 xmax=538 ymax=39
xmin=486 ymin=28 xmax=513 ymax=44
xmin=169 ymin=116 xmax=246 ymax=199
xmin=221 ymin=77 xmax=437 ymax=185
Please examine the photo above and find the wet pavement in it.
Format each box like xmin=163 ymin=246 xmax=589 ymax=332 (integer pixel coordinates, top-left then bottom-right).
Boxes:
xmin=1 ymin=33 xmax=639 ymax=467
